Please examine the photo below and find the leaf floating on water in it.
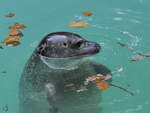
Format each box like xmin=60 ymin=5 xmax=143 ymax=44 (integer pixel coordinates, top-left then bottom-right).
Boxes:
xmin=82 ymin=11 xmax=92 ymax=16
xmin=9 ymin=23 xmax=27 ymax=30
xmin=5 ymin=13 xmax=15 ymax=18
xmin=8 ymin=30 xmax=20 ymax=36
xmin=64 ymin=83 xmax=75 ymax=87
xmin=1 ymin=36 xmax=20 ymax=43
xmin=6 ymin=41 xmax=20 ymax=47
xmin=69 ymin=21 xmax=89 ymax=28
xmin=131 ymin=54 xmax=144 ymax=61
xmin=96 ymin=81 xmax=110 ymax=91
xmin=8 ymin=29 xmax=24 ymax=37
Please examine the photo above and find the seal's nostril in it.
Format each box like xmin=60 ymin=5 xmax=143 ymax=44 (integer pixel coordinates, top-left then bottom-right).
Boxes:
xmin=95 ymin=43 xmax=101 ymax=52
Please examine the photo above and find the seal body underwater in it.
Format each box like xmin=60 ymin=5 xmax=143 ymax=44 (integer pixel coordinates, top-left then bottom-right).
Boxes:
xmin=19 ymin=32 xmax=112 ymax=113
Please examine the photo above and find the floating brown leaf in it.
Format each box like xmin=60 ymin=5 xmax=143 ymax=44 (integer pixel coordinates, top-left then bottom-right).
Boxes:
xmin=96 ymin=81 xmax=110 ymax=91
xmin=64 ymin=83 xmax=75 ymax=87
xmin=5 ymin=13 xmax=15 ymax=18
xmin=8 ymin=30 xmax=20 ymax=36
xmin=82 ymin=12 xmax=92 ymax=16
xmin=8 ymin=30 xmax=24 ymax=37
xmin=1 ymin=36 xmax=20 ymax=43
xmin=6 ymin=41 xmax=20 ymax=47
xmin=9 ymin=23 xmax=27 ymax=30
xmin=69 ymin=21 xmax=89 ymax=28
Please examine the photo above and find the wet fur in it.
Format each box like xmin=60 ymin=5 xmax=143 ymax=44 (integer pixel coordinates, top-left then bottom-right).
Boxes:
xmin=19 ymin=32 xmax=111 ymax=113
xmin=19 ymin=52 xmax=111 ymax=113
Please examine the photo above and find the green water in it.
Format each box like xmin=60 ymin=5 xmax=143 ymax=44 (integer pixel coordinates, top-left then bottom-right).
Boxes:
xmin=0 ymin=0 xmax=150 ymax=113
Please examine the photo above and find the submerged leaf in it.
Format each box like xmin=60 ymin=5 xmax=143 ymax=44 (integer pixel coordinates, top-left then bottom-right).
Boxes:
xmin=64 ymin=83 xmax=75 ymax=87
xmin=85 ymin=74 xmax=112 ymax=91
xmin=69 ymin=21 xmax=89 ymax=28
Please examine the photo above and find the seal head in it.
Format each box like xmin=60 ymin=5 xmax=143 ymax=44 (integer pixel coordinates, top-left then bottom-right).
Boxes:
xmin=36 ymin=32 xmax=101 ymax=69
xmin=36 ymin=32 xmax=100 ymax=58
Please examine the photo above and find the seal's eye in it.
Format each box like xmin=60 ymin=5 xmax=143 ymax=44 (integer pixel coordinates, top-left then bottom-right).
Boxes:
xmin=63 ymin=43 xmax=67 ymax=46
xmin=71 ymin=40 xmax=84 ymax=49
xmin=76 ymin=41 xmax=82 ymax=47
xmin=75 ymin=41 xmax=84 ymax=48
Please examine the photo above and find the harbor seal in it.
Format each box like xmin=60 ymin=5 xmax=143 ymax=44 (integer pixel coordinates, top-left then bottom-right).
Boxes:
xmin=19 ymin=32 xmax=112 ymax=113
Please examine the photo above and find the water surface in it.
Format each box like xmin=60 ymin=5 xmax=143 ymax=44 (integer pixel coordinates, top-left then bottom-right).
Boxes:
xmin=0 ymin=0 xmax=150 ymax=113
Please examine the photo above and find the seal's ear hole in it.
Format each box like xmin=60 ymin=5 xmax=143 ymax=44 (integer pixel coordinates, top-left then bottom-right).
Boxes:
xmin=63 ymin=43 xmax=67 ymax=47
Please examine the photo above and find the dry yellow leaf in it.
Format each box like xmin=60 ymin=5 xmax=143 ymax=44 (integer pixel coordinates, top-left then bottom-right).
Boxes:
xmin=1 ymin=36 xmax=20 ymax=43
xmin=69 ymin=21 xmax=89 ymax=28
